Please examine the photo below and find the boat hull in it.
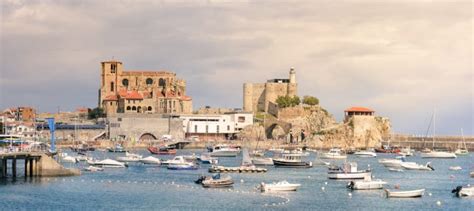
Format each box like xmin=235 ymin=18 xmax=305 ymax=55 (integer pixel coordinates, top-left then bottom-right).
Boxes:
xmin=385 ymin=189 xmax=425 ymax=198
xmin=261 ymin=184 xmax=300 ymax=192
xmin=328 ymin=171 xmax=371 ymax=180
xmin=273 ymin=160 xmax=312 ymax=168
xmin=209 ymin=151 xmax=240 ymax=157
xmin=251 ymin=158 xmax=274 ymax=166
xmin=420 ymin=152 xmax=456 ymax=158
xmin=348 ymin=180 xmax=387 ymax=190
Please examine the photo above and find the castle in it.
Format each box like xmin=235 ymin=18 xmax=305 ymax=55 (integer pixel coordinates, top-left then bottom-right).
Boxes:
xmin=98 ymin=60 xmax=193 ymax=116
xmin=243 ymin=68 xmax=297 ymax=113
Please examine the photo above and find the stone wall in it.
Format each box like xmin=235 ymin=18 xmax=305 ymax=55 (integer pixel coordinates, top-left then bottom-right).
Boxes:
xmin=108 ymin=114 xmax=184 ymax=141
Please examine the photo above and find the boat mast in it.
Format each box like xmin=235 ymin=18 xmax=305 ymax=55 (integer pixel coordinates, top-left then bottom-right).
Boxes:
xmin=432 ymin=112 xmax=435 ymax=149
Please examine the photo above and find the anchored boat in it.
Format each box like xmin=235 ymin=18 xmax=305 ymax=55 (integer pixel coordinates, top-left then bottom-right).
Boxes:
xmin=195 ymin=173 xmax=234 ymax=188
xmin=207 ymin=144 xmax=241 ymax=157
xmin=347 ymin=179 xmax=387 ymax=190
xmin=273 ymin=153 xmax=312 ymax=168
xmin=385 ymin=189 xmax=425 ymax=198
xmin=452 ymin=185 xmax=474 ymax=197
xmin=328 ymin=162 xmax=371 ymax=180
xmin=259 ymin=180 xmax=301 ymax=192
xmin=320 ymin=148 xmax=347 ymax=159
xmin=139 ymin=156 xmax=161 ymax=165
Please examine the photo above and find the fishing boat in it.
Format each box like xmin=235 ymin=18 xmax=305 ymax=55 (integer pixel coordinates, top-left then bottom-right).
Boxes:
xmin=385 ymin=189 xmax=425 ymax=198
xmin=207 ymin=144 xmax=241 ymax=157
xmin=116 ymin=152 xmax=142 ymax=162
xmin=195 ymin=173 xmax=234 ymax=188
xmin=452 ymin=185 xmax=474 ymax=197
xmin=347 ymin=179 xmax=387 ymax=190
xmin=108 ymin=144 xmax=127 ymax=153
xmin=88 ymin=159 xmax=127 ymax=168
xmin=320 ymin=148 xmax=347 ymax=159
xmin=449 ymin=166 xmax=462 ymax=171
xmin=83 ymin=166 xmax=104 ymax=172
xmin=251 ymin=157 xmax=274 ymax=166
xmin=400 ymin=162 xmax=434 ymax=171
xmin=354 ymin=149 xmax=377 ymax=157
xmin=139 ymin=156 xmax=161 ymax=165
xmin=273 ymin=153 xmax=312 ymax=168
xmin=328 ymin=162 xmax=371 ymax=180
xmin=259 ymin=180 xmax=301 ymax=192
xmin=147 ymin=146 xmax=177 ymax=155
xmin=455 ymin=129 xmax=469 ymax=155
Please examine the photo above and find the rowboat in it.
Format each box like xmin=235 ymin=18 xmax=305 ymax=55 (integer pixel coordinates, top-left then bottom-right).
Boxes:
xmin=195 ymin=174 xmax=234 ymax=188
xmin=385 ymin=189 xmax=425 ymax=198
xmin=139 ymin=156 xmax=161 ymax=165
xmin=347 ymin=179 xmax=387 ymax=190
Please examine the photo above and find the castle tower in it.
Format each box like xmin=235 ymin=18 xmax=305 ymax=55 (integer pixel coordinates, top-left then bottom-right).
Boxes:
xmin=287 ymin=67 xmax=297 ymax=96
xmin=99 ymin=60 xmax=123 ymax=109
xmin=243 ymin=83 xmax=253 ymax=112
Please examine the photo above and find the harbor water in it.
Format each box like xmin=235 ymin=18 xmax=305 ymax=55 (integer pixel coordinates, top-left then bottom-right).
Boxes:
xmin=0 ymin=149 xmax=473 ymax=210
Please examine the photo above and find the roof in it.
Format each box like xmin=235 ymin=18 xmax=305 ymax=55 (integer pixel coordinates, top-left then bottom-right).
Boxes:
xmin=103 ymin=95 xmax=118 ymax=101
xmin=122 ymin=70 xmax=175 ymax=76
xmin=101 ymin=60 xmax=122 ymax=64
xmin=344 ymin=107 xmax=374 ymax=112
xmin=181 ymin=96 xmax=192 ymax=101
xmin=118 ymin=90 xmax=143 ymax=100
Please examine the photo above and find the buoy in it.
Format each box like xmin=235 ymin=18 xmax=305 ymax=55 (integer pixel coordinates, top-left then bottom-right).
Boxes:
xmin=308 ymin=176 xmax=311 ymax=178
xmin=436 ymin=201 xmax=441 ymax=206
xmin=321 ymin=187 xmax=325 ymax=191
xmin=428 ymin=193 xmax=432 ymax=196
xmin=240 ymin=179 xmax=244 ymax=183
xmin=324 ymin=182 xmax=328 ymax=185
xmin=348 ymin=193 xmax=352 ymax=197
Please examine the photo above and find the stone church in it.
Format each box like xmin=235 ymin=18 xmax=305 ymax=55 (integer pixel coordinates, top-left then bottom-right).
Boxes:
xmin=99 ymin=60 xmax=193 ymax=116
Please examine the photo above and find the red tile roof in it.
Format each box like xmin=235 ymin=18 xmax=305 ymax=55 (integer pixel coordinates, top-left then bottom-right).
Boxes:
xmin=345 ymin=107 xmax=374 ymax=112
xmin=103 ymin=95 xmax=118 ymax=101
xmin=118 ymin=90 xmax=143 ymax=100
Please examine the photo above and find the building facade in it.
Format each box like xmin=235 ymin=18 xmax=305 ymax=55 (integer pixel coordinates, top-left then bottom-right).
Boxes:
xmin=99 ymin=60 xmax=193 ymax=116
xmin=243 ymin=68 xmax=297 ymax=113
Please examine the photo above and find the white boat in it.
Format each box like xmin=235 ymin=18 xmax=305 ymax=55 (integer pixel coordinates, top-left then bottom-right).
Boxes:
xmin=471 ymin=172 xmax=474 ymax=178
xmin=354 ymin=150 xmax=377 ymax=158
xmin=251 ymin=157 xmax=274 ymax=166
xmin=388 ymin=168 xmax=403 ymax=172
xmin=208 ymin=144 xmax=241 ymax=157
xmin=164 ymin=156 xmax=198 ymax=170
xmin=420 ymin=151 xmax=457 ymax=159
xmin=162 ymin=156 xmax=188 ymax=166
xmin=139 ymin=156 xmax=161 ymax=165
xmin=83 ymin=166 xmax=104 ymax=172
xmin=273 ymin=153 xmax=312 ymax=168
xmin=320 ymin=148 xmax=347 ymax=159
xmin=89 ymin=159 xmax=127 ymax=168
xmin=62 ymin=156 xmax=78 ymax=163
xmin=378 ymin=158 xmax=403 ymax=168
xmin=198 ymin=153 xmax=218 ymax=164
xmin=452 ymin=185 xmax=474 ymax=197
xmin=449 ymin=166 xmax=462 ymax=171
xmin=400 ymin=162 xmax=434 ymax=171
xmin=75 ymin=155 xmax=92 ymax=162
xmin=455 ymin=128 xmax=469 ymax=155
xmin=347 ymin=179 xmax=387 ymax=190
xmin=385 ymin=189 xmax=425 ymax=198
xmin=116 ymin=152 xmax=142 ymax=162
xmin=268 ymin=148 xmax=285 ymax=153
xmin=195 ymin=173 xmax=233 ymax=188
xmin=259 ymin=180 xmax=301 ymax=192
xmin=398 ymin=147 xmax=414 ymax=156
xmin=328 ymin=162 xmax=371 ymax=180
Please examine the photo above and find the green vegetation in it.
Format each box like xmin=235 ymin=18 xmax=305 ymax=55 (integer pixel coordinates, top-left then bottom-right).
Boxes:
xmin=88 ymin=107 xmax=105 ymax=119
xmin=302 ymin=95 xmax=319 ymax=105
xmin=276 ymin=95 xmax=300 ymax=108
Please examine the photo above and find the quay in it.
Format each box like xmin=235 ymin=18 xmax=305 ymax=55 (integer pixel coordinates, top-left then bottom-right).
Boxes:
xmin=0 ymin=152 xmax=80 ymax=178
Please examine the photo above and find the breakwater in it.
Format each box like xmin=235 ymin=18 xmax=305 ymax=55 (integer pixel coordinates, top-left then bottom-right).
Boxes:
xmin=384 ymin=134 xmax=474 ymax=150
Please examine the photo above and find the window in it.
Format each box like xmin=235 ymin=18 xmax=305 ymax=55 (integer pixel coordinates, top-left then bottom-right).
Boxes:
xmin=194 ymin=125 xmax=197 ymax=133
xmin=110 ymin=82 xmax=114 ymax=92
xmin=127 ymin=100 xmax=130 ymax=104
xmin=117 ymin=118 xmax=122 ymax=122
xmin=126 ymin=106 xmax=131 ymax=110
xmin=148 ymin=106 xmax=152 ymax=111
xmin=132 ymin=106 xmax=136 ymax=111
xmin=110 ymin=102 xmax=112 ymax=106
xmin=111 ymin=64 xmax=116 ymax=73
xmin=122 ymin=79 xmax=129 ymax=86
xmin=206 ymin=125 xmax=209 ymax=133
xmin=238 ymin=116 xmax=245 ymax=123
xmin=227 ymin=125 xmax=230 ymax=131
xmin=216 ymin=125 xmax=219 ymax=133
xmin=146 ymin=78 xmax=153 ymax=85
xmin=159 ymin=78 xmax=166 ymax=87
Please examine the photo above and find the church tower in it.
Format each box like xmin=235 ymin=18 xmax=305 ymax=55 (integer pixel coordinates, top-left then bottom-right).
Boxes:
xmin=287 ymin=67 xmax=297 ymax=96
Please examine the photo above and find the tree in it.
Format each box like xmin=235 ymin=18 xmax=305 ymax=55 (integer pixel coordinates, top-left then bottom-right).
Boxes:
xmin=303 ymin=96 xmax=319 ymax=105
xmin=276 ymin=95 xmax=300 ymax=108
xmin=88 ymin=107 xmax=105 ymax=119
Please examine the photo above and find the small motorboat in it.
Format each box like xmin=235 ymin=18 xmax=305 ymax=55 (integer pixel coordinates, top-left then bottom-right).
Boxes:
xmin=452 ymin=185 xmax=474 ymax=197
xmin=268 ymin=148 xmax=285 ymax=153
xmin=195 ymin=173 xmax=234 ymax=188
xmin=398 ymin=147 xmax=414 ymax=156
xmin=273 ymin=153 xmax=312 ymax=168
xmin=75 ymin=155 xmax=92 ymax=162
xmin=449 ymin=166 xmax=462 ymax=171
xmin=420 ymin=150 xmax=457 ymax=159
xmin=83 ymin=166 xmax=104 ymax=172
xmin=147 ymin=146 xmax=177 ymax=155
xmin=116 ymin=152 xmax=142 ymax=162
xmin=165 ymin=156 xmax=198 ymax=170
xmin=259 ymin=180 xmax=301 ymax=192
xmin=400 ymin=162 xmax=434 ymax=171
xmin=88 ymin=159 xmax=127 ymax=168
xmin=347 ymin=179 xmax=387 ymax=190
xmin=207 ymin=144 xmax=241 ymax=157
xmin=328 ymin=162 xmax=371 ymax=180
xmin=251 ymin=157 xmax=274 ymax=166
xmin=108 ymin=144 xmax=127 ymax=153
xmin=385 ymin=189 xmax=425 ymax=198
xmin=354 ymin=149 xmax=377 ymax=158
xmin=455 ymin=148 xmax=469 ymax=155
xmin=139 ymin=156 xmax=161 ymax=165
xmin=320 ymin=148 xmax=347 ymax=159
xmin=61 ymin=154 xmax=78 ymax=163
xmin=198 ymin=153 xmax=218 ymax=164
xmin=378 ymin=158 xmax=403 ymax=168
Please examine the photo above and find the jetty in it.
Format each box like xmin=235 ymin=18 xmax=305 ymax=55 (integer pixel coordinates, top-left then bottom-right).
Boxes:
xmin=0 ymin=152 xmax=80 ymax=178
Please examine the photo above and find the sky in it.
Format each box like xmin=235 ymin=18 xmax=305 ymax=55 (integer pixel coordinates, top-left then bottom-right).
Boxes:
xmin=1 ymin=0 xmax=472 ymax=135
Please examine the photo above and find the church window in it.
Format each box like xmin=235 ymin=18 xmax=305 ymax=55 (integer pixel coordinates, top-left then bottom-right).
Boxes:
xmin=132 ymin=106 xmax=136 ymax=111
xmin=159 ymin=78 xmax=166 ymax=87
xmin=110 ymin=82 xmax=114 ymax=92
xmin=122 ymin=79 xmax=129 ymax=86
xmin=126 ymin=106 xmax=131 ymax=110
xmin=110 ymin=102 xmax=112 ymax=106
xmin=146 ymin=78 xmax=153 ymax=85
xmin=111 ymin=64 xmax=116 ymax=73
xmin=148 ymin=106 xmax=152 ymax=111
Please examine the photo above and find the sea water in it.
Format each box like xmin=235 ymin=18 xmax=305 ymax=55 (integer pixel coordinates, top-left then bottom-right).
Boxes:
xmin=0 ymin=149 xmax=472 ymax=210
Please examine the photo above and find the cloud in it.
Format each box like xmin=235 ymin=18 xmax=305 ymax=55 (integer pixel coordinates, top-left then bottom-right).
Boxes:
xmin=1 ymin=0 xmax=472 ymax=135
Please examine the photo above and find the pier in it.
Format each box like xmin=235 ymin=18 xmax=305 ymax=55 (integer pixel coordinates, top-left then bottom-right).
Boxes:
xmin=384 ymin=134 xmax=474 ymax=150
xmin=0 ymin=152 xmax=80 ymax=178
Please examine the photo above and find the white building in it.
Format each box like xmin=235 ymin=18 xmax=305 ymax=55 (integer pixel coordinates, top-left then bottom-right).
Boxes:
xmin=178 ymin=112 xmax=253 ymax=140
